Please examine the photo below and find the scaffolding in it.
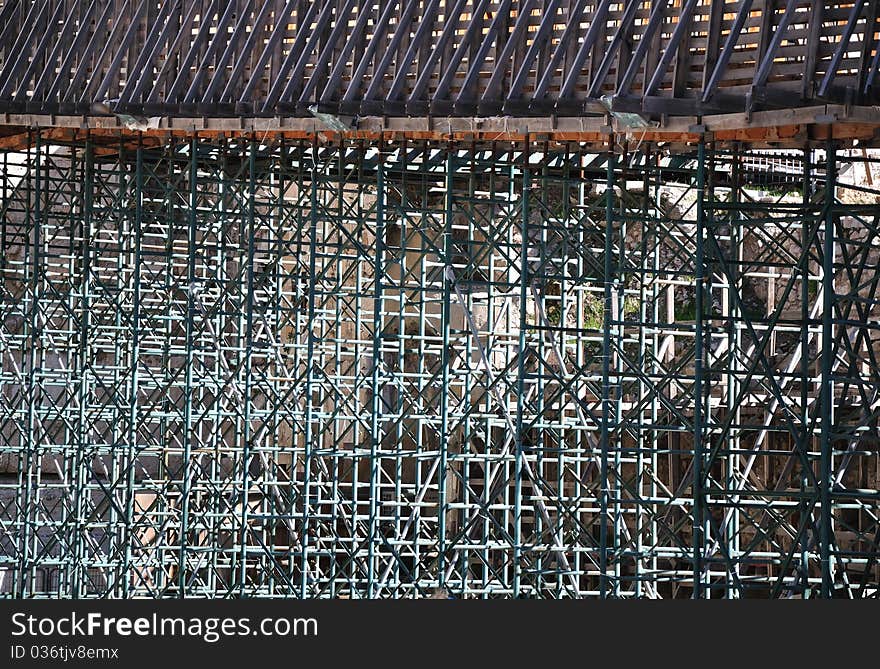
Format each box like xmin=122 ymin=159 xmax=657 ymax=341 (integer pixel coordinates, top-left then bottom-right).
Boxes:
xmin=1 ymin=132 xmax=878 ymax=598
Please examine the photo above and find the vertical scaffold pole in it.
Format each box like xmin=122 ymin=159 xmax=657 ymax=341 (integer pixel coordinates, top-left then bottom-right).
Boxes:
xmin=300 ymin=137 xmax=320 ymax=597
xmin=798 ymin=146 xmax=812 ymax=595
xmin=819 ymin=142 xmax=836 ymax=598
xmin=178 ymin=134 xmax=198 ymax=597
xmin=600 ymin=136 xmax=614 ymax=598
xmin=369 ymin=139 xmax=386 ymax=596
xmin=693 ymin=138 xmax=706 ymax=598
xmin=514 ymin=137 xmax=530 ymax=597
xmin=122 ymin=134 xmax=143 ymax=598
xmin=74 ymin=131 xmax=93 ymax=599
xmin=21 ymin=128 xmax=40 ymax=597
xmin=238 ymin=134 xmax=257 ymax=593
xmin=438 ymin=142 xmax=453 ymax=592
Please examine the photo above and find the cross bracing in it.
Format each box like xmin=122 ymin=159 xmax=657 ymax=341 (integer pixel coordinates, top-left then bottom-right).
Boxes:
xmin=0 ymin=132 xmax=878 ymax=598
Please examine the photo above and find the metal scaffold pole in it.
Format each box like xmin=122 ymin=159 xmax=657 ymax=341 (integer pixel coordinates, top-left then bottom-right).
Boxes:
xmin=1 ymin=132 xmax=878 ymax=598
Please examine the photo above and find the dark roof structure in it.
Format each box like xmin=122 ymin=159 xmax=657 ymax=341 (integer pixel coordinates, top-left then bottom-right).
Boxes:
xmin=1 ymin=0 xmax=879 ymax=121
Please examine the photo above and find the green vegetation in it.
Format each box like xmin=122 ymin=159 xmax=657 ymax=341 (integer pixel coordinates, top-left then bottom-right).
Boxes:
xmin=675 ymin=298 xmax=697 ymax=321
xmin=583 ymin=293 xmax=604 ymax=330
xmin=755 ymin=185 xmax=803 ymax=198
xmin=623 ymin=295 xmax=640 ymax=320
xmin=543 ymin=280 xmax=562 ymax=325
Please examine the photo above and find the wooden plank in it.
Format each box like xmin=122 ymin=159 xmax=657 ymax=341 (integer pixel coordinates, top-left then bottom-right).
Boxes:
xmin=857 ymin=0 xmax=879 ymax=99
xmin=752 ymin=0 xmax=799 ymax=91
xmin=818 ymin=0 xmax=867 ymax=98
xmin=616 ymin=0 xmax=669 ymax=96
xmin=702 ymin=0 xmax=754 ymax=102
xmin=701 ymin=0 xmax=726 ymax=91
